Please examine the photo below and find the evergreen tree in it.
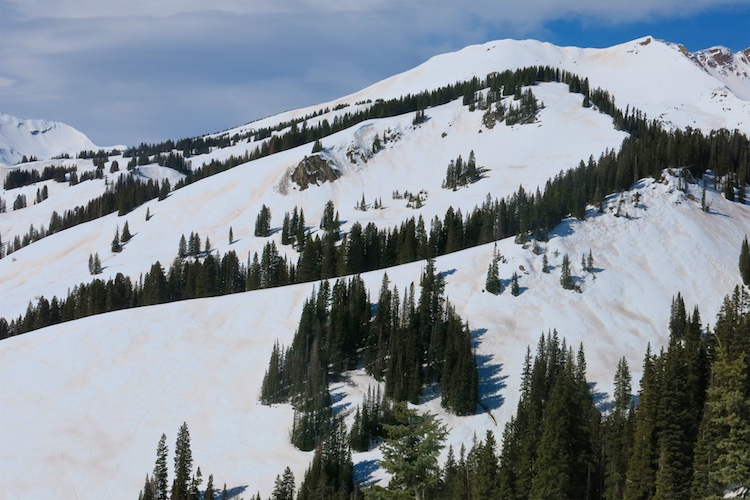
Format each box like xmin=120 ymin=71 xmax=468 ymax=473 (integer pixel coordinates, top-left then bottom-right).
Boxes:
xmin=122 ymin=221 xmax=132 ymax=242
xmin=139 ymin=474 xmax=155 ymax=500
xmin=624 ymin=346 xmax=662 ymax=500
xmin=604 ymin=357 xmax=634 ymax=500
xmin=271 ymin=467 xmax=295 ymax=500
xmin=485 ymin=258 xmax=501 ymax=294
xmin=173 ymin=422 xmax=193 ymax=500
xmin=560 ymin=254 xmax=573 ymax=289
xmin=542 ymin=253 xmax=549 ymax=273
xmin=204 ymin=474 xmax=214 ymax=500
xmin=154 ymin=433 xmax=169 ymax=500
xmin=740 ymin=236 xmax=750 ymax=286
xmin=379 ymin=402 xmax=448 ymax=500
xmin=228 ymin=226 xmax=234 ymax=245
xmin=146 ymin=207 xmax=151 ymax=221
xmin=178 ymin=235 xmax=187 ymax=258
xmin=510 ymin=271 xmax=520 ymax=296
xmin=111 ymin=227 xmax=121 ymax=252
xmin=254 ymin=204 xmax=272 ymax=237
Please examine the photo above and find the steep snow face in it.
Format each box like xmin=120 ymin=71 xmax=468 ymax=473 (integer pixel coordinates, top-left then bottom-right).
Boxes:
xmin=0 ymin=114 xmax=98 ymax=167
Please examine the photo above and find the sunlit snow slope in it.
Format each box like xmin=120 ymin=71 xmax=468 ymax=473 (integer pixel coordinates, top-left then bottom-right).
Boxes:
xmin=1 ymin=36 xmax=749 ymax=500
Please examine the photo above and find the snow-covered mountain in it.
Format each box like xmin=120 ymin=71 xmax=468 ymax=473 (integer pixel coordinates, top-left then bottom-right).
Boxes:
xmin=0 ymin=113 xmax=99 ymax=167
xmin=0 ymin=37 xmax=748 ymax=499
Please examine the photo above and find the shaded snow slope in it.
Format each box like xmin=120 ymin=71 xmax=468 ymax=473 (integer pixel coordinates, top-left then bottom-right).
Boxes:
xmin=1 ymin=170 xmax=748 ymax=499
xmin=0 ymin=114 xmax=99 ymax=167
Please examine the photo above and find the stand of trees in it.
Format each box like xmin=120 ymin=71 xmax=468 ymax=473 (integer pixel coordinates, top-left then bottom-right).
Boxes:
xmin=260 ymin=260 xmax=479 ymax=453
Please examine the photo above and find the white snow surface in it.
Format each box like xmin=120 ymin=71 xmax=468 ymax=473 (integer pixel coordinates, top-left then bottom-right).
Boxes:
xmin=1 ymin=36 xmax=750 ymax=499
xmin=0 ymin=114 xmax=99 ymax=167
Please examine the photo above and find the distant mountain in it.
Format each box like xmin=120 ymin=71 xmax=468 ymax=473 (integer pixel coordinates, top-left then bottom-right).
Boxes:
xmin=0 ymin=113 xmax=98 ymax=166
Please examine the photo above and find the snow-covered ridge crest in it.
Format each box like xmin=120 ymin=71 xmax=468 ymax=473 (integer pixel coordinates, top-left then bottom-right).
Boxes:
xmin=0 ymin=113 xmax=99 ymax=166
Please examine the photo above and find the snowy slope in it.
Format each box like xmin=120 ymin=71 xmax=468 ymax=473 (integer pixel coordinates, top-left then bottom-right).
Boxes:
xmin=0 ymin=114 xmax=99 ymax=167
xmin=1 ymin=171 xmax=747 ymax=499
xmin=1 ymin=36 xmax=750 ymax=500
xmin=228 ymin=36 xmax=747 ymax=138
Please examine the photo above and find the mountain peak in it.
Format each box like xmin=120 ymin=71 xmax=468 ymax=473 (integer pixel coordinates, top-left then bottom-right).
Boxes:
xmin=0 ymin=113 xmax=99 ymax=166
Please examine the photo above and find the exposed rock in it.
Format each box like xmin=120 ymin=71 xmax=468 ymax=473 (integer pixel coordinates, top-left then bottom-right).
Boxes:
xmin=290 ymin=154 xmax=340 ymax=190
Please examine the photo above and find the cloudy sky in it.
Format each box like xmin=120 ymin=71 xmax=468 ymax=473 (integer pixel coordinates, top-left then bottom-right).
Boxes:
xmin=1 ymin=0 xmax=749 ymax=147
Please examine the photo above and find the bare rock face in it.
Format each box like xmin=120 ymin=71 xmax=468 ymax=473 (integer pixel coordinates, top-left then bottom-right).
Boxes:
xmin=290 ymin=155 xmax=340 ymax=190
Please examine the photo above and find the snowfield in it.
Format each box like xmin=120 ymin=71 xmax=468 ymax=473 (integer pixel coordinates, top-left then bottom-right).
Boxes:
xmin=1 ymin=36 xmax=749 ymax=499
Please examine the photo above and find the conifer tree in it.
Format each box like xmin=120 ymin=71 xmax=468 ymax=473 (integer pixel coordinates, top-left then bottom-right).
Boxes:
xmin=624 ymin=346 xmax=662 ymax=500
xmin=254 ymin=204 xmax=272 ymax=237
xmin=271 ymin=467 xmax=295 ymax=500
xmin=485 ymin=258 xmax=501 ymax=294
xmin=111 ymin=227 xmax=121 ymax=252
xmin=178 ymin=235 xmax=187 ymax=258
xmin=153 ymin=433 xmax=169 ymax=500
xmin=560 ymin=254 xmax=573 ymax=289
xmin=121 ymin=221 xmax=132 ymax=242
xmin=379 ymin=403 xmax=448 ymax=500
xmin=604 ymin=357 xmax=634 ymax=500
xmin=204 ymin=474 xmax=214 ymax=500
xmin=510 ymin=271 xmax=520 ymax=296
xmin=173 ymin=422 xmax=193 ymax=500
xmin=228 ymin=226 xmax=233 ymax=245
xmin=740 ymin=235 xmax=750 ymax=285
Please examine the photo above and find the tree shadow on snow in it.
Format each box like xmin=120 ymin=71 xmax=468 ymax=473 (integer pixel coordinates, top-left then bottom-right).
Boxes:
xmin=224 ymin=485 xmax=248 ymax=499
xmin=354 ymin=459 xmax=380 ymax=488
xmin=330 ymin=389 xmax=351 ymax=416
xmin=472 ymin=328 xmax=508 ymax=412
xmin=440 ymin=268 xmax=457 ymax=279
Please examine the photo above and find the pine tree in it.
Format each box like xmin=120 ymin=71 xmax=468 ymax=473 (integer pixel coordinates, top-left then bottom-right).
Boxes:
xmin=153 ymin=433 xmax=169 ymax=500
xmin=146 ymin=207 xmax=151 ymax=221
xmin=111 ymin=227 xmax=121 ymax=252
xmin=379 ymin=402 xmax=448 ymax=500
xmin=604 ymin=357 xmax=634 ymax=500
xmin=228 ymin=226 xmax=234 ymax=245
xmin=542 ymin=253 xmax=549 ymax=273
xmin=485 ymin=258 xmax=501 ymax=294
xmin=121 ymin=221 xmax=132 ymax=242
xmin=510 ymin=271 xmax=520 ymax=296
xmin=173 ymin=422 xmax=193 ymax=500
xmin=178 ymin=235 xmax=187 ymax=258
xmin=271 ymin=467 xmax=295 ymax=500
xmin=560 ymin=254 xmax=573 ymax=289
xmin=740 ymin=236 xmax=750 ymax=286
xmin=204 ymin=474 xmax=214 ymax=500
xmin=254 ymin=204 xmax=272 ymax=237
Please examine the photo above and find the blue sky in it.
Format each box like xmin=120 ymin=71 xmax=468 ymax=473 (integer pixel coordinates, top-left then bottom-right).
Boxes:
xmin=1 ymin=0 xmax=748 ymax=147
